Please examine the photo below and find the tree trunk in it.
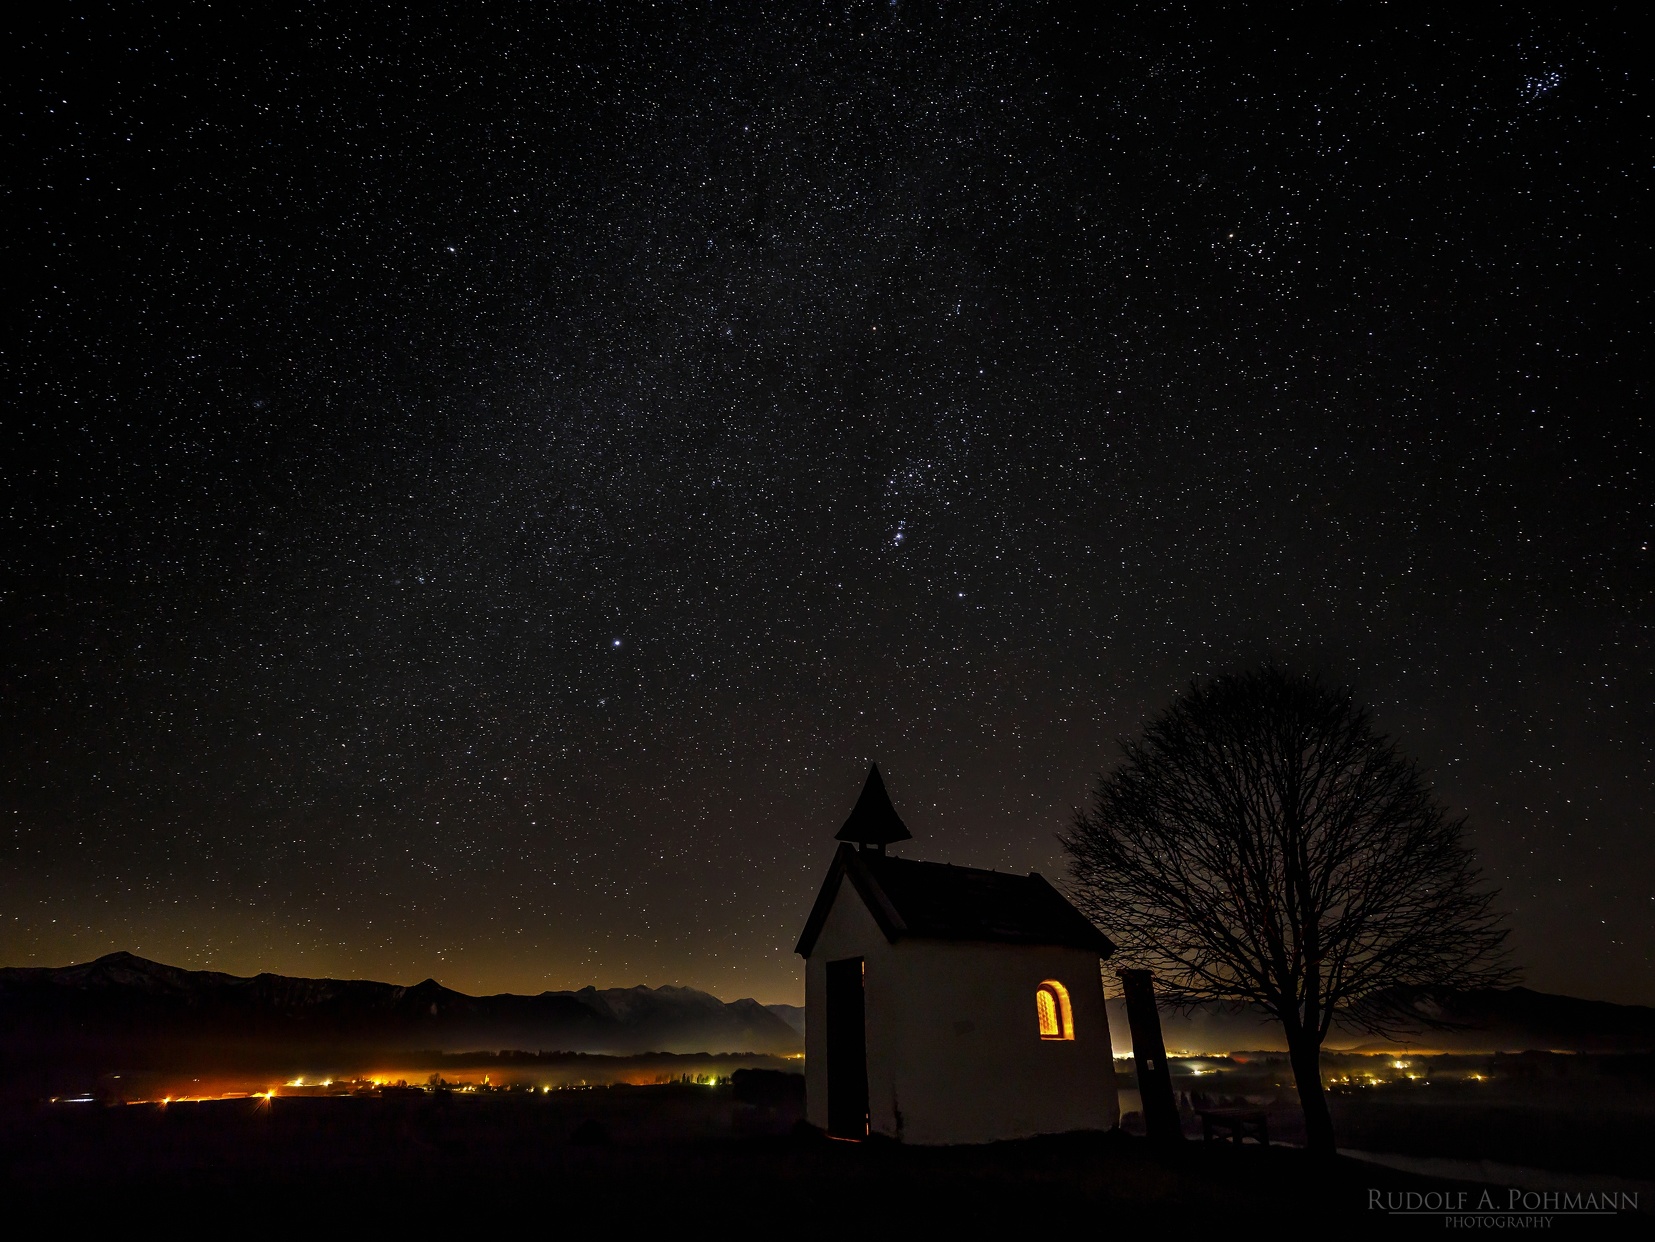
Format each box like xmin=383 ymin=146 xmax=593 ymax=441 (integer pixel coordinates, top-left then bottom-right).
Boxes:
xmin=1288 ymin=1034 xmax=1336 ymax=1157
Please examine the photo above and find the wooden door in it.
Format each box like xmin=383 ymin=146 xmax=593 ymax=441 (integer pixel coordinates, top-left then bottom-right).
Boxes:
xmin=825 ymin=956 xmax=868 ymax=1138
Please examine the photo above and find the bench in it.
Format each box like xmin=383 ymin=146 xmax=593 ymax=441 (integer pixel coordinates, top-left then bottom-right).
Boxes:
xmin=1196 ymin=1107 xmax=1269 ymax=1146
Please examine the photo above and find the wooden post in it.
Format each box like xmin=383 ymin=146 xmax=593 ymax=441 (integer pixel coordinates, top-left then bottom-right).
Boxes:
xmin=1119 ymin=969 xmax=1183 ymax=1144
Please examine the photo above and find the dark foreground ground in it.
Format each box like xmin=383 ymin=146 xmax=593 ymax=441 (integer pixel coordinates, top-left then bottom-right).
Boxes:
xmin=1137 ymin=1051 xmax=1655 ymax=1183
xmin=2 ymin=1086 xmax=1646 ymax=1238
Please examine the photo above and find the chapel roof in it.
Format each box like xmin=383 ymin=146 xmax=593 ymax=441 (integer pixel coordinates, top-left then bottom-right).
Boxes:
xmin=794 ymin=844 xmax=1115 ymax=958
xmin=834 ymin=763 xmax=913 ymax=847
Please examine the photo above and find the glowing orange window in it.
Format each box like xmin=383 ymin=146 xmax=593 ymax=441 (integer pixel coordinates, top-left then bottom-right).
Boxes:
xmin=1036 ymin=980 xmax=1073 ymax=1040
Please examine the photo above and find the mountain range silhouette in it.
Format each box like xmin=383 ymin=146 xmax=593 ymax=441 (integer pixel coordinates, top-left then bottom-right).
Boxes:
xmin=0 ymin=952 xmax=803 ymax=1074
xmin=4 ymin=952 xmax=1650 ymax=1081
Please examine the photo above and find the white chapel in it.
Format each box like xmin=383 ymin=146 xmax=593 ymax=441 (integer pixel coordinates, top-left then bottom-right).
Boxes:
xmin=795 ymin=764 xmax=1120 ymax=1144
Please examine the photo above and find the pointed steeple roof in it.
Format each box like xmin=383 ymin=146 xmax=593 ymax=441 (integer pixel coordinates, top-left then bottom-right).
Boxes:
xmin=835 ymin=763 xmax=913 ymax=848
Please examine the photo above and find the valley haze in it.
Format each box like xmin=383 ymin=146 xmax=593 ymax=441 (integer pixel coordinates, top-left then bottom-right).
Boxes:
xmin=5 ymin=952 xmax=1653 ymax=1078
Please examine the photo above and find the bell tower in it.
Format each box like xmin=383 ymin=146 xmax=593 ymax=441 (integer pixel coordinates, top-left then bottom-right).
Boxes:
xmin=833 ymin=763 xmax=913 ymax=854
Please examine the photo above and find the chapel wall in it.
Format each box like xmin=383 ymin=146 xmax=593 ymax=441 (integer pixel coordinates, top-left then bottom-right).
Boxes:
xmin=874 ymin=939 xmax=1119 ymax=1144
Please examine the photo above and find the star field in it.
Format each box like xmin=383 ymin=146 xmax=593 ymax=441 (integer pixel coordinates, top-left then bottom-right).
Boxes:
xmin=3 ymin=3 xmax=1648 ymax=1004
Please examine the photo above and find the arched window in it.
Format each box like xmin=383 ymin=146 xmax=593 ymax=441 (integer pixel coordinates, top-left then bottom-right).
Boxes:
xmin=1036 ymin=980 xmax=1073 ymax=1040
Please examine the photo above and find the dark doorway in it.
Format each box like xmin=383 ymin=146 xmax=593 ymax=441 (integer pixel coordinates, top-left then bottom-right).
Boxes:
xmin=825 ymin=956 xmax=868 ymax=1138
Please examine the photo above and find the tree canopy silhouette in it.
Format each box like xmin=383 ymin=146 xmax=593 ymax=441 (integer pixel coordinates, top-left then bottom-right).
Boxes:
xmin=1062 ymin=668 xmax=1514 ymax=1154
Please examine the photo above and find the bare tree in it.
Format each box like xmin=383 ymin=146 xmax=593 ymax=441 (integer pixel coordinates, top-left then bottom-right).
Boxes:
xmin=1062 ymin=668 xmax=1514 ymax=1155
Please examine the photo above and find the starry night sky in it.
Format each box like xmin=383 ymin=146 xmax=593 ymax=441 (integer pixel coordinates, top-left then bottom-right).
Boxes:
xmin=4 ymin=3 xmax=1648 ymax=1005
